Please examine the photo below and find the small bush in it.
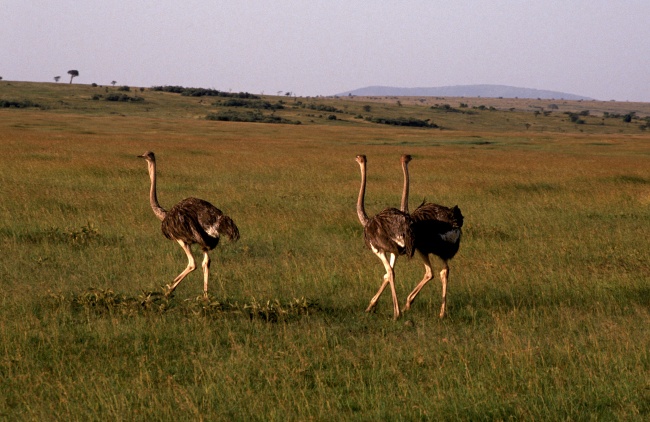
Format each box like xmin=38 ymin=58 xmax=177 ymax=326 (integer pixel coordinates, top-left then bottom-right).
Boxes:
xmin=205 ymin=110 xmax=300 ymax=124
xmin=216 ymin=99 xmax=284 ymax=110
xmin=302 ymin=103 xmax=344 ymax=113
xmin=565 ymin=112 xmax=585 ymax=124
xmin=0 ymin=99 xmax=41 ymax=108
xmin=151 ymin=85 xmax=259 ymax=99
xmin=370 ymin=116 xmax=438 ymax=128
xmin=105 ymin=93 xmax=144 ymax=102
xmin=623 ymin=112 xmax=636 ymax=123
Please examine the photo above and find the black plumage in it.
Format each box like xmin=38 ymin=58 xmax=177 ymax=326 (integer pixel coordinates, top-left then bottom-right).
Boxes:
xmin=355 ymin=155 xmax=414 ymax=320
xmin=411 ymin=201 xmax=463 ymax=261
xmin=400 ymin=154 xmax=463 ymax=318
xmin=138 ymin=151 xmax=239 ymax=297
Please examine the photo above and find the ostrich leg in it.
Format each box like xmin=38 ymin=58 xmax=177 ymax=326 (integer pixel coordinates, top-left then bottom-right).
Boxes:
xmin=405 ymin=251 xmax=434 ymax=310
xmin=201 ymin=251 xmax=211 ymax=297
xmin=366 ymin=251 xmax=400 ymax=319
xmin=166 ymin=240 xmax=196 ymax=295
xmin=439 ymin=263 xmax=449 ymax=318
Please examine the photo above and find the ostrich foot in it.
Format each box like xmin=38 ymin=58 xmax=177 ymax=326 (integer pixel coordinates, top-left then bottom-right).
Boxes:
xmin=163 ymin=284 xmax=176 ymax=297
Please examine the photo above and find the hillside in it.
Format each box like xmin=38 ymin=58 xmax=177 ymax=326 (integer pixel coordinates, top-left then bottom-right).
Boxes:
xmin=1 ymin=81 xmax=649 ymax=134
xmin=336 ymin=84 xmax=593 ymax=101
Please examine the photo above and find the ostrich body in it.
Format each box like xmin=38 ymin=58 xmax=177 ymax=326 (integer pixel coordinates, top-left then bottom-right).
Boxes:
xmin=138 ymin=151 xmax=240 ymax=297
xmin=355 ymin=155 xmax=414 ymax=320
xmin=400 ymin=154 xmax=463 ymax=318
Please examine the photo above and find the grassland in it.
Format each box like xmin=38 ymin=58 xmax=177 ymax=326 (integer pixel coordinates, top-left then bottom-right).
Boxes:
xmin=1 ymin=81 xmax=649 ymax=420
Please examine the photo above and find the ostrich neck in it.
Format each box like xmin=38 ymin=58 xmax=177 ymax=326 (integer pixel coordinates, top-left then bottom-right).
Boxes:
xmin=147 ymin=160 xmax=167 ymax=221
xmin=400 ymin=161 xmax=410 ymax=214
xmin=356 ymin=162 xmax=369 ymax=226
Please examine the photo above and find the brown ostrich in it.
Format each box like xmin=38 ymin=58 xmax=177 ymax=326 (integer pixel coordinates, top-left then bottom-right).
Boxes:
xmin=399 ymin=154 xmax=463 ymax=318
xmin=355 ymin=155 xmax=414 ymax=319
xmin=138 ymin=151 xmax=239 ymax=297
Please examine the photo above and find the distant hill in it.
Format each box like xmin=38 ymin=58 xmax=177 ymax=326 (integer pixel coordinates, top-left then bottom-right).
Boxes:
xmin=335 ymin=84 xmax=593 ymax=101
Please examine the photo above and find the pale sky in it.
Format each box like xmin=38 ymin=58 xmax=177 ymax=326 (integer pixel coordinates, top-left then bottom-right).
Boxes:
xmin=2 ymin=0 xmax=649 ymax=101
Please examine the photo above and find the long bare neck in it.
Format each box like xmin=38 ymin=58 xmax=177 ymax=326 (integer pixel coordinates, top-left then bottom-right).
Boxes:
xmin=356 ymin=161 xmax=369 ymax=226
xmin=146 ymin=160 xmax=167 ymax=221
xmin=400 ymin=160 xmax=410 ymax=213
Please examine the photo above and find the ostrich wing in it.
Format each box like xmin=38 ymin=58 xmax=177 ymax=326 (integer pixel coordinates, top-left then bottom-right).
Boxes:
xmin=364 ymin=208 xmax=414 ymax=257
xmin=412 ymin=202 xmax=463 ymax=228
xmin=162 ymin=198 xmax=222 ymax=250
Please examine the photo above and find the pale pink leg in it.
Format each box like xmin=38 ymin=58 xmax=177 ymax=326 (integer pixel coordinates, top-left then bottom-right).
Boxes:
xmin=439 ymin=264 xmax=449 ymax=318
xmin=366 ymin=274 xmax=389 ymax=312
xmin=202 ymin=251 xmax=211 ymax=297
xmin=166 ymin=240 xmax=196 ymax=295
xmin=405 ymin=251 xmax=434 ymax=310
xmin=366 ymin=252 xmax=400 ymax=319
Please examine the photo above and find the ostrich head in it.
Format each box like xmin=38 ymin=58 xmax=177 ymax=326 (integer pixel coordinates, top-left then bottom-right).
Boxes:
xmin=355 ymin=154 xmax=367 ymax=165
xmin=138 ymin=151 xmax=155 ymax=162
xmin=401 ymin=154 xmax=412 ymax=164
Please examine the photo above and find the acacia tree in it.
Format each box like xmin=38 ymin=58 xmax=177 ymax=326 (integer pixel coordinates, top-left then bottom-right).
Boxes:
xmin=111 ymin=81 xmax=117 ymax=86
xmin=68 ymin=70 xmax=79 ymax=84
xmin=54 ymin=76 xmax=61 ymax=83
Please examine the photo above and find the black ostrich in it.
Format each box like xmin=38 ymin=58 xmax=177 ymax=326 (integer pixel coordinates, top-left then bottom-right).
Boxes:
xmin=399 ymin=154 xmax=463 ymax=318
xmin=138 ymin=151 xmax=240 ymax=297
xmin=355 ymin=155 xmax=414 ymax=319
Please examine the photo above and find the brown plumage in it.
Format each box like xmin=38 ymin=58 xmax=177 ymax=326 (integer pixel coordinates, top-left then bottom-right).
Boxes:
xmin=138 ymin=151 xmax=239 ymax=297
xmin=400 ymin=154 xmax=463 ymax=318
xmin=356 ymin=155 xmax=414 ymax=320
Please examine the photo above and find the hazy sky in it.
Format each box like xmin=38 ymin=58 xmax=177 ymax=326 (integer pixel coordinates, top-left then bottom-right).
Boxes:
xmin=3 ymin=1 xmax=649 ymax=101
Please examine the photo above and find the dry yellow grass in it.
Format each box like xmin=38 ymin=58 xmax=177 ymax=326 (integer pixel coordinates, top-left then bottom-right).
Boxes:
xmin=1 ymin=82 xmax=649 ymax=420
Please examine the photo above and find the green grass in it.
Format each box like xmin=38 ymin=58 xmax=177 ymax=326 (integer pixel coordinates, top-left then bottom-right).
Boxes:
xmin=0 ymin=82 xmax=649 ymax=420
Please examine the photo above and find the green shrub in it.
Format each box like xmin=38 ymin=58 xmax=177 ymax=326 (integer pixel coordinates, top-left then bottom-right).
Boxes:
xmin=217 ymin=99 xmax=284 ymax=110
xmin=0 ymin=99 xmax=41 ymax=108
xmin=105 ymin=93 xmax=144 ymax=102
xmin=370 ymin=116 xmax=438 ymax=128
xmin=205 ymin=110 xmax=299 ymax=124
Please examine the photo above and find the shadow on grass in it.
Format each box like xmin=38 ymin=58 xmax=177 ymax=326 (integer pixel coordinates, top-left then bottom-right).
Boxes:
xmin=45 ymin=288 xmax=321 ymax=323
xmin=42 ymin=281 xmax=650 ymax=326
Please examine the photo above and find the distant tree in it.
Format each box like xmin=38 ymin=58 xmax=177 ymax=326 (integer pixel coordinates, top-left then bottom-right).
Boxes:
xmin=0 ymin=76 xmax=3 ymax=81
xmin=54 ymin=76 xmax=61 ymax=83
xmin=67 ymin=70 xmax=79 ymax=84
xmin=111 ymin=81 xmax=117 ymax=86
xmin=623 ymin=112 xmax=635 ymax=123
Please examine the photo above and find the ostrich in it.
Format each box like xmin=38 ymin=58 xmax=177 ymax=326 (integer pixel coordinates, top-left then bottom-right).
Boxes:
xmin=355 ymin=155 xmax=414 ymax=320
xmin=399 ymin=154 xmax=463 ymax=318
xmin=138 ymin=151 xmax=240 ymax=297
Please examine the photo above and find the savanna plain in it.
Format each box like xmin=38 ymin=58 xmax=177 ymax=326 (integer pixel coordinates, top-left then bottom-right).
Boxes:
xmin=1 ymin=82 xmax=649 ymax=420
